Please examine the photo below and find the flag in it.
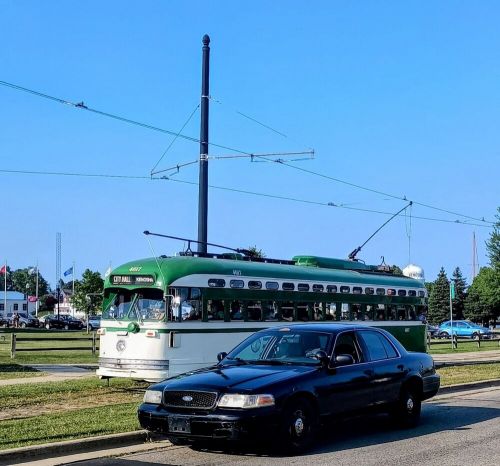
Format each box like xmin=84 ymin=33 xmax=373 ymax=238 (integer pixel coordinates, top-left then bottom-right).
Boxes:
xmin=28 ymin=296 xmax=38 ymax=302
xmin=0 ymin=265 xmax=6 ymax=274
xmin=63 ymin=266 xmax=73 ymax=277
xmin=104 ymin=266 xmax=112 ymax=278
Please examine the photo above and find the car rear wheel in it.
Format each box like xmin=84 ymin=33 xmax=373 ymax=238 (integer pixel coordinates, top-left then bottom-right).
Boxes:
xmin=279 ymin=398 xmax=317 ymax=453
xmin=438 ymin=331 xmax=449 ymax=339
xmin=45 ymin=323 xmax=51 ymax=330
xmin=64 ymin=324 xmax=69 ymax=330
xmin=472 ymin=333 xmax=480 ymax=340
xmin=392 ymin=386 xmax=421 ymax=428
xmin=20 ymin=322 xmax=26 ymax=328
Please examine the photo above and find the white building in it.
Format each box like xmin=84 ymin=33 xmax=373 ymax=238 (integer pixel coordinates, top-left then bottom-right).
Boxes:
xmin=0 ymin=291 xmax=36 ymax=316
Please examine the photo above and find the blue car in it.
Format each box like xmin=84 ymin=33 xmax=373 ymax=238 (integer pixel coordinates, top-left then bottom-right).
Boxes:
xmin=438 ymin=320 xmax=492 ymax=339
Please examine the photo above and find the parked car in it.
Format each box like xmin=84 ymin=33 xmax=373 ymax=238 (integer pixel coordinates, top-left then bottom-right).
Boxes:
xmin=40 ymin=314 xmax=84 ymax=330
xmin=87 ymin=315 xmax=101 ymax=330
xmin=438 ymin=320 xmax=493 ymax=339
xmin=427 ymin=324 xmax=439 ymax=338
xmin=138 ymin=323 xmax=440 ymax=452
xmin=6 ymin=312 xmax=39 ymax=328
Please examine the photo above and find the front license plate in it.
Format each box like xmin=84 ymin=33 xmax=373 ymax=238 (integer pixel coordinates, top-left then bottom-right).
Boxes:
xmin=168 ymin=416 xmax=191 ymax=434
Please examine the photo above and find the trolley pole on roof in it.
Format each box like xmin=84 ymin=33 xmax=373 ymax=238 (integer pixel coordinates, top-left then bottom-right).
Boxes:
xmin=197 ymin=34 xmax=210 ymax=254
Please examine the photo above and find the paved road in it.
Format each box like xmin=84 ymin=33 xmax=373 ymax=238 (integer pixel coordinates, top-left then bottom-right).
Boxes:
xmin=67 ymin=387 xmax=500 ymax=466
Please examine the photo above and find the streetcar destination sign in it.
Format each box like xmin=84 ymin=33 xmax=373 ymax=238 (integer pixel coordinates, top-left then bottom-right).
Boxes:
xmin=110 ymin=274 xmax=155 ymax=285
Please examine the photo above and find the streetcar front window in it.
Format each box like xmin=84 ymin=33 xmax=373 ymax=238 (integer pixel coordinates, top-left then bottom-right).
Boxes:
xmin=103 ymin=288 xmax=165 ymax=321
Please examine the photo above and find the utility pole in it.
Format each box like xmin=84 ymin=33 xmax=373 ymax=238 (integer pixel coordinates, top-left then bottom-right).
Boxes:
xmin=197 ymin=34 xmax=210 ymax=254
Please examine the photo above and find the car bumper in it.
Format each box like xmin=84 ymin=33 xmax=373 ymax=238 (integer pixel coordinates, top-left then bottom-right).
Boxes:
xmin=422 ymin=374 xmax=440 ymax=400
xmin=138 ymin=403 xmax=280 ymax=442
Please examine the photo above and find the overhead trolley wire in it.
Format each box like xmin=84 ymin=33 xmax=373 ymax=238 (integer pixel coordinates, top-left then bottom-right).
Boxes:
xmin=0 ymin=166 xmax=492 ymax=228
xmin=0 ymin=79 xmax=493 ymax=225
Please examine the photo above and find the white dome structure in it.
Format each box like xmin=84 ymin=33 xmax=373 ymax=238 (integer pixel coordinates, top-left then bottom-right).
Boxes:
xmin=403 ymin=264 xmax=425 ymax=282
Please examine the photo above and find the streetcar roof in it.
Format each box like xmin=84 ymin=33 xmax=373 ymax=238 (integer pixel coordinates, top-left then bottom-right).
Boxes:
xmin=105 ymin=255 xmax=425 ymax=288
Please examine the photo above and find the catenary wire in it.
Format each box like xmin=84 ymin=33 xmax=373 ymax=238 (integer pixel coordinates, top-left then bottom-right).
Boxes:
xmin=0 ymin=79 xmax=493 ymax=225
xmin=150 ymin=103 xmax=200 ymax=175
xmin=0 ymin=166 xmax=492 ymax=227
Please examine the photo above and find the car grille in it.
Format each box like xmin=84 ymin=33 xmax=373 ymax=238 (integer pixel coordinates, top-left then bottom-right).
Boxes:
xmin=163 ymin=390 xmax=217 ymax=409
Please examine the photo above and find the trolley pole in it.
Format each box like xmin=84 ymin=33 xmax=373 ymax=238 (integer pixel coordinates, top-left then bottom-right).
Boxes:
xmin=197 ymin=34 xmax=210 ymax=254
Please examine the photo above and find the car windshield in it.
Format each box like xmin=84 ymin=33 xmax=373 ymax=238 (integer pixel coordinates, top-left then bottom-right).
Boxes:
xmin=103 ymin=288 xmax=165 ymax=321
xmin=225 ymin=330 xmax=332 ymax=365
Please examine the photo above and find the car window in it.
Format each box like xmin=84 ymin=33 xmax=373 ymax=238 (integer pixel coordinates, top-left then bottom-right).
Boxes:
xmin=358 ymin=331 xmax=394 ymax=361
xmin=333 ymin=332 xmax=362 ymax=363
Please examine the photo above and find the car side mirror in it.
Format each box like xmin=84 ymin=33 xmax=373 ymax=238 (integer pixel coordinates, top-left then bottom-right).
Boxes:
xmin=335 ymin=354 xmax=355 ymax=366
xmin=312 ymin=349 xmax=330 ymax=367
xmin=217 ymin=352 xmax=227 ymax=362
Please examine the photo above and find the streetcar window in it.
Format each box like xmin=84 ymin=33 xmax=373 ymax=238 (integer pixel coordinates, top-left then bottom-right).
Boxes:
xmin=230 ymin=279 xmax=244 ymax=289
xmin=418 ymin=290 xmax=426 ymax=297
xmin=387 ymin=289 xmax=396 ymax=296
xmin=190 ymin=288 xmax=201 ymax=300
xmin=326 ymin=285 xmax=337 ymax=293
xmin=282 ymin=282 xmax=295 ymax=291
xmin=340 ymin=286 xmax=350 ymax=293
xmin=265 ymin=281 xmax=279 ymax=290
xmin=365 ymin=287 xmax=375 ymax=295
xmin=208 ymin=300 xmax=225 ymax=320
xmin=376 ymin=288 xmax=385 ymax=296
xmin=208 ymin=279 xmax=226 ymax=288
xmin=408 ymin=290 xmax=417 ymax=297
xmin=263 ymin=301 xmax=277 ymax=321
xmin=230 ymin=301 xmax=242 ymax=320
xmin=247 ymin=301 xmax=262 ymax=320
xmin=398 ymin=290 xmax=407 ymax=297
xmin=298 ymin=283 xmax=310 ymax=292
xmin=248 ymin=280 xmax=262 ymax=290
xmin=312 ymin=284 xmax=324 ymax=292
xmin=353 ymin=287 xmax=363 ymax=295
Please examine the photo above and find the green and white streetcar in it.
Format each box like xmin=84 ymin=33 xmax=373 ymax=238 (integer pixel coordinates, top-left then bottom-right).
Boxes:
xmin=97 ymin=250 xmax=428 ymax=382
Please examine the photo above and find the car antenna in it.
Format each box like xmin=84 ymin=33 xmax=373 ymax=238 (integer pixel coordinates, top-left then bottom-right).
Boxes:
xmin=143 ymin=231 xmax=257 ymax=257
xmin=348 ymin=201 xmax=413 ymax=261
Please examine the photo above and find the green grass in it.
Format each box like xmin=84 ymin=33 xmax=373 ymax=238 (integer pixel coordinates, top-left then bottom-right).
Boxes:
xmin=0 ymin=402 xmax=140 ymax=450
xmin=438 ymin=363 xmax=500 ymax=386
xmin=429 ymin=339 xmax=500 ymax=354
xmin=0 ymin=330 xmax=99 ymax=364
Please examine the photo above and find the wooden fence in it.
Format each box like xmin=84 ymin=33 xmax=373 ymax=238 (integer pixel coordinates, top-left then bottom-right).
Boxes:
xmin=427 ymin=334 xmax=500 ymax=350
xmin=10 ymin=333 xmax=98 ymax=358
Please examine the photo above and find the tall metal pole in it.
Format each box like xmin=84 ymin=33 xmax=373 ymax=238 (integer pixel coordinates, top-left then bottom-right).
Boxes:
xmin=197 ymin=34 xmax=210 ymax=254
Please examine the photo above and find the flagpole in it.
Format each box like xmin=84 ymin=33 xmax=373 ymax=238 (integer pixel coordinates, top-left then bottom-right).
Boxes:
xmin=35 ymin=261 xmax=39 ymax=317
xmin=3 ymin=260 xmax=6 ymax=316
xmin=72 ymin=260 xmax=75 ymax=316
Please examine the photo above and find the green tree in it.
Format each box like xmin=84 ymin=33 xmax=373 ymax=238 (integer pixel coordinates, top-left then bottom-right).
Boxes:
xmin=428 ymin=267 xmax=450 ymax=324
xmin=486 ymin=207 xmax=500 ymax=269
xmin=38 ymin=294 xmax=58 ymax=313
xmin=246 ymin=246 xmax=266 ymax=258
xmin=451 ymin=267 xmax=467 ymax=320
xmin=425 ymin=281 xmax=434 ymax=298
xmin=391 ymin=265 xmax=403 ymax=276
xmin=465 ymin=267 xmax=500 ymax=324
xmin=10 ymin=268 xmax=50 ymax=297
xmin=71 ymin=269 xmax=104 ymax=317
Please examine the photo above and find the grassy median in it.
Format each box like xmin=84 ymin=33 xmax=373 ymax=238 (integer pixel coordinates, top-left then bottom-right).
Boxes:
xmin=438 ymin=363 xmax=500 ymax=386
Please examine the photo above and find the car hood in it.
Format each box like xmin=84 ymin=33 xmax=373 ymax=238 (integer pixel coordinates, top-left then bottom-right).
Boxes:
xmin=156 ymin=363 xmax=318 ymax=393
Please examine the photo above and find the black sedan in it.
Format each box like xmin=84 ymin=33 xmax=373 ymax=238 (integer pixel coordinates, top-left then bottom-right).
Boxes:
xmin=138 ymin=323 xmax=440 ymax=452
xmin=41 ymin=314 xmax=84 ymax=330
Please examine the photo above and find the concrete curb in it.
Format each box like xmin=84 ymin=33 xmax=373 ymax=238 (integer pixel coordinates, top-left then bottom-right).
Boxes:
xmin=0 ymin=430 xmax=156 ymax=465
xmin=437 ymin=378 xmax=500 ymax=395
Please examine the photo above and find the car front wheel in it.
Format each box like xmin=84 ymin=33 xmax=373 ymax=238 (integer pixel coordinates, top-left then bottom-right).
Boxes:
xmin=64 ymin=324 xmax=69 ymax=330
xmin=438 ymin=331 xmax=449 ymax=339
xmin=392 ymin=386 xmax=421 ymax=428
xmin=279 ymin=398 xmax=317 ymax=453
xmin=45 ymin=323 xmax=51 ymax=330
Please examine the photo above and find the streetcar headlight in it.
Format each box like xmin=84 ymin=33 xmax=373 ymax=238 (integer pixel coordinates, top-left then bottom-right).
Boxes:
xmin=217 ymin=394 xmax=275 ymax=409
xmin=143 ymin=390 xmax=163 ymax=404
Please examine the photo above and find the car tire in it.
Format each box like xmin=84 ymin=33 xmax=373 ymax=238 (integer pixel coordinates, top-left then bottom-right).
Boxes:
xmin=279 ymin=398 xmax=318 ymax=453
xmin=20 ymin=322 xmax=26 ymax=328
xmin=439 ymin=331 xmax=449 ymax=339
xmin=45 ymin=323 xmax=51 ymax=330
xmin=392 ymin=386 xmax=421 ymax=428
xmin=64 ymin=324 xmax=69 ymax=330
xmin=472 ymin=333 xmax=480 ymax=341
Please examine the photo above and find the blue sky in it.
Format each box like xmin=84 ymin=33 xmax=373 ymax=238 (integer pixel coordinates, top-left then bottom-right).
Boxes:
xmin=0 ymin=0 xmax=498 ymax=288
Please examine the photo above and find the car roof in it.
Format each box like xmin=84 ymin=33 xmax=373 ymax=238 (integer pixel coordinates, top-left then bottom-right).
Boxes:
xmin=256 ymin=322 xmax=373 ymax=335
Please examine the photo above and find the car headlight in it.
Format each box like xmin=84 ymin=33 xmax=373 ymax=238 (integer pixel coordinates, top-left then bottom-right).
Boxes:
xmin=143 ymin=390 xmax=163 ymax=404
xmin=217 ymin=394 xmax=275 ymax=409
